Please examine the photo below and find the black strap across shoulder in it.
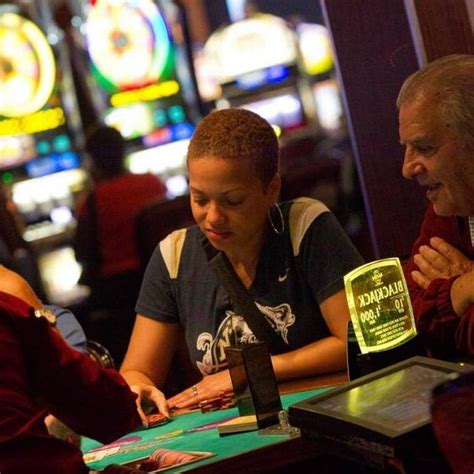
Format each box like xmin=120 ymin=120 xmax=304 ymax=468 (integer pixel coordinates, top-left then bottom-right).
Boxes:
xmin=201 ymin=235 xmax=288 ymax=355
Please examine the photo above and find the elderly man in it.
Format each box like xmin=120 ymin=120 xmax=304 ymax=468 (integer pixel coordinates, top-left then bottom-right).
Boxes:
xmin=398 ymin=54 xmax=474 ymax=358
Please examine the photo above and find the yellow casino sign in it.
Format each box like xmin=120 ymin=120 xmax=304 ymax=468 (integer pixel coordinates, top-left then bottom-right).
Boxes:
xmin=0 ymin=12 xmax=56 ymax=117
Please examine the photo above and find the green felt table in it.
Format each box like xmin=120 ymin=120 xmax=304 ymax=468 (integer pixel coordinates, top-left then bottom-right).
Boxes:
xmin=82 ymin=388 xmax=329 ymax=472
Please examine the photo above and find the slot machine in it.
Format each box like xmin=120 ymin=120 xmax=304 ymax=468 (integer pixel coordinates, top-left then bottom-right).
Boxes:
xmin=0 ymin=1 xmax=86 ymax=305
xmin=295 ymin=22 xmax=344 ymax=134
xmin=67 ymin=0 xmax=200 ymax=197
xmin=199 ymin=13 xmax=312 ymax=139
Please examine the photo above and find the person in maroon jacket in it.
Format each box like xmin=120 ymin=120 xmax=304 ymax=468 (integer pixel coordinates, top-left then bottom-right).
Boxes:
xmin=398 ymin=54 xmax=474 ymax=358
xmin=0 ymin=271 xmax=168 ymax=473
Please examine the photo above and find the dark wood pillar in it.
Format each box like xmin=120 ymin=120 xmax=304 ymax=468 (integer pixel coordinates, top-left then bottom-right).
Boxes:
xmin=322 ymin=0 xmax=473 ymax=260
xmin=179 ymin=0 xmax=211 ymax=45
xmin=412 ymin=0 xmax=473 ymax=60
xmin=321 ymin=0 xmax=424 ymax=259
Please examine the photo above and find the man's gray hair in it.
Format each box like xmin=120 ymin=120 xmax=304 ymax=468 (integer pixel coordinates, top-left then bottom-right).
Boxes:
xmin=397 ymin=54 xmax=474 ymax=148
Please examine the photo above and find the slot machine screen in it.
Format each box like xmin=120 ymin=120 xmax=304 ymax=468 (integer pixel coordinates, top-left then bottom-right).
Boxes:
xmin=242 ymin=93 xmax=305 ymax=135
xmin=203 ymin=13 xmax=297 ymax=86
xmin=0 ymin=10 xmax=81 ymax=179
xmin=204 ymin=14 xmax=312 ymax=137
xmin=83 ymin=0 xmax=194 ymax=151
xmin=296 ymin=23 xmax=333 ymax=76
xmin=126 ymin=137 xmax=189 ymax=197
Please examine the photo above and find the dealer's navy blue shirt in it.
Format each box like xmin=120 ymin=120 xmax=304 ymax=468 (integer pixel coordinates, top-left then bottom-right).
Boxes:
xmin=136 ymin=198 xmax=363 ymax=375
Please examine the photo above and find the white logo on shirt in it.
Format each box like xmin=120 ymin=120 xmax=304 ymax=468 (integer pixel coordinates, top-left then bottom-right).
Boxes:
xmin=278 ymin=268 xmax=289 ymax=282
xmin=195 ymin=303 xmax=295 ymax=376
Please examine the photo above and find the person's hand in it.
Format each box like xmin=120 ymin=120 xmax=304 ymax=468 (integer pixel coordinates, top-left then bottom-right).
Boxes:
xmin=45 ymin=414 xmax=81 ymax=447
xmin=129 ymin=383 xmax=169 ymax=426
xmin=412 ymin=237 xmax=474 ymax=289
xmin=167 ymin=370 xmax=233 ymax=410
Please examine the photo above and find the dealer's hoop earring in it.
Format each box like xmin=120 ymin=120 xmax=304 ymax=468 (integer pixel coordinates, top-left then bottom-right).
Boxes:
xmin=268 ymin=202 xmax=285 ymax=236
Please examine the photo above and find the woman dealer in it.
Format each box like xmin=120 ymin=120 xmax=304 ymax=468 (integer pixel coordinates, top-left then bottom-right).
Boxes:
xmin=121 ymin=108 xmax=363 ymax=418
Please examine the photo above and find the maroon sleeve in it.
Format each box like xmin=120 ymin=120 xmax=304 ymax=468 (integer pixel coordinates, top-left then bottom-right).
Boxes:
xmin=0 ymin=291 xmax=141 ymax=443
xmin=455 ymin=306 xmax=474 ymax=356
xmin=403 ymin=205 xmax=474 ymax=358
xmin=1 ymin=298 xmax=91 ymax=473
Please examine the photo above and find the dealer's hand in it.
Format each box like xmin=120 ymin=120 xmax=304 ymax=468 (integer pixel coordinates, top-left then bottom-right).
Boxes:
xmin=412 ymin=237 xmax=474 ymax=289
xmin=167 ymin=370 xmax=233 ymax=410
xmin=129 ymin=383 xmax=169 ymax=426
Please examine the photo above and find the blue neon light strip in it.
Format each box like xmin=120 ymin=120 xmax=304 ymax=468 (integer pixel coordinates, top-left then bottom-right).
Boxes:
xmin=236 ymin=65 xmax=289 ymax=90
xmin=25 ymin=152 xmax=80 ymax=178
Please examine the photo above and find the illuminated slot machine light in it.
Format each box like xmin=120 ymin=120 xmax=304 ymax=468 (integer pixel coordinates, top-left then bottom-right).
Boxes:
xmin=104 ymin=102 xmax=154 ymax=139
xmin=0 ymin=12 xmax=56 ymax=117
xmin=126 ymin=138 xmax=189 ymax=190
xmin=11 ymin=186 xmax=36 ymax=215
xmin=50 ymin=206 xmax=73 ymax=226
xmin=36 ymin=139 xmax=50 ymax=155
xmin=25 ymin=151 xmax=80 ymax=179
xmin=143 ymin=126 xmax=173 ymax=147
xmin=272 ymin=125 xmax=282 ymax=138
xmin=234 ymin=65 xmax=290 ymax=93
xmin=17 ymin=169 xmax=86 ymax=243
xmin=313 ymin=79 xmax=343 ymax=131
xmin=297 ymin=23 xmax=334 ymax=76
xmin=168 ymin=104 xmax=185 ymax=124
xmin=242 ymin=94 xmax=305 ymax=135
xmin=236 ymin=69 xmax=267 ymax=91
xmin=165 ymin=174 xmax=188 ymax=197
xmin=1 ymin=171 xmax=13 ymax=185
xmin=192 ymin=47 xmax=222 ymax=102
xmin=85 ymin=0 xmax=173 ymax=93
xmin=50 ymin=180 xmax=72 ymax=202
xmin=152 ymin=121 xmax=190 ymax=144
xmin=0 ymin=134 xmax=36 ymax=169
xmin=37 ymin=246 xmax=85 ymax=305
xmin=53 ymin=134 xmax=71 ymax=153
xmin=131 ymin=105 xmax=193 ymax=148
xmin=204 ymin=14 xmax=298 ymax=86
